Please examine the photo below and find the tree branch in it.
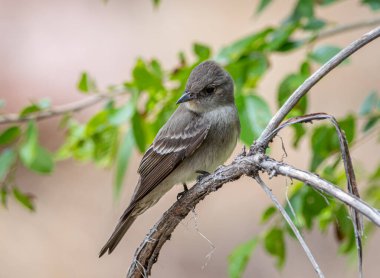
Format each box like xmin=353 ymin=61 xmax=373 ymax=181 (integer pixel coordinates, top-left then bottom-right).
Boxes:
xmin=253 ymin=175 xmax=325 ymax=278
xmin=127 ymin=153 xmax=380 ymax=277
xmin=0 ymin=90 xmax=127 ymax=125
xmin=255 ymin=26 xmax=380 ymax=149
xmin=312 ymin=17 xmax=380 ymax=42
xmin=127 ymin=26 xmax=380 ymax=277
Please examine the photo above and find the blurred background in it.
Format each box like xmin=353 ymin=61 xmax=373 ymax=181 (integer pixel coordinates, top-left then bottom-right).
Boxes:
xmin=0 ymin=0 xmax=379 ymax=277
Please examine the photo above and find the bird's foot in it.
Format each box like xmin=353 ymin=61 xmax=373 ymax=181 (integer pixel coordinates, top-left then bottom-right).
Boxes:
xmin=196 ymin=170 xmax=211 ymax=183
xmin=177 ymin=183 xmax=188 ymax=200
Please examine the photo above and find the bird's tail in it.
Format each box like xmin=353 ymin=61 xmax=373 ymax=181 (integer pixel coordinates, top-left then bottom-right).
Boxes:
xmin=99 ymin=214 xmax=137 ymax=257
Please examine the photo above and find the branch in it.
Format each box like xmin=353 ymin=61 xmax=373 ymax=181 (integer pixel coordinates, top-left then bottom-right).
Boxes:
xmin=253 ymin=175 xmax=325 ymax=278
xmin=0 ymin=90 xmax=127 ymax=125
xmin=127 ymin=154 xmax=380 ymax=277
xmin=312 ymin=17 xmax=380 ymax=42
xmin=255 ymin=26 xmax=380 ymax=149
xmin=128 ymin=27 xmax=380 ymax=277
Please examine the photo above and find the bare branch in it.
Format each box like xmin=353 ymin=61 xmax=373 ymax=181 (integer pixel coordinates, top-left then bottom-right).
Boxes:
xmin=263 ymin=112 xmax=363 ymax=276
xmin=0 ymin=90 xmax=127 ymax=125
xmin=253 ymin=175 xmax=325 ymax=278
xmin=312 ymin=17 xmax=380 ymax=42
xmin=258 ymin=157 xmax=380 ymax=226
xmin=126 ymin=153 xmax=380 ymax=277
xmin=255 ymin=26 xmax=380 ymax=149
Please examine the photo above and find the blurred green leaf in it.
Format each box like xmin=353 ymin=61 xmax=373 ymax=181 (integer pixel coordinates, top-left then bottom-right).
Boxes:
xmin=0 ymin=99 xmax=5 ymax=109
xmin=359 ymin=90 xmax=377 ymax=116
xmin=261 ymin=206 xmax=277 ymax=223
xmin=1 ymin=187 xmax=7 ymax=207
xmin=362 ymin=0 xmax=380 ymax=10
xmin=152 ymin=0 xmax=160 ymax=7
xmin=0 ymin=126 xmax=21 ymax=145
xmin=237 ymin=94 xmax=272 ymax=145
xmin=19 ymin=121 xmax=54 ymax=174
xmin=278 ymin=73 xmax=308 ymax=117
xmin=193 ymin=43 xmax=211 ymax=61
xmin=0 ymin=149 xmax=16 ymax=181
xmin=309 ymin=45 xmax=345 ymax=65
xmin=303 ymin=18 xmax=326 ymax=30
xmin=363 ymin=115 xmax=380 ymax=132
xmin=228 ymin=237 xmax=259 ymax=278
xmin=256 ymin=0 xmax=272 ymax=14
xmin=132 ymin=58 xmax=164 ymax=93
xmin=291 ymin=0 xmax=314 ymax=20
xmin=20 ymin=104 xmax=42 ymax=117
xmin=215 ymin=29 xmax=272 ymax=64
xmin=265 ymin=22 xmax=299 ymax=51
xmin=77 ymin=72 xmax=96 ymax=93
xmin=132 ymin=112 xmax=148 ymax=153
xmin=264 ymin=227 xmax=286 ymax=269
xmin=13 ymin=187 xmax=35 ymax=211
xmin=310 ymin=115 xmax=355 ymax=171
xmin=114 ymin=130 xmax=134 ymax=198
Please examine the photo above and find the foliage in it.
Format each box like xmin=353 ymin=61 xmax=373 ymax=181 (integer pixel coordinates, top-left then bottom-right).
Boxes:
xmin=0 ymin=0 xmax=379 ymax=277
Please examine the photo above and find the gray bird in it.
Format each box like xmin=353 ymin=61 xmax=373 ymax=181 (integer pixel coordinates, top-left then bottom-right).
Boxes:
xmin=99 ymin=60 xmax=240 ymax=257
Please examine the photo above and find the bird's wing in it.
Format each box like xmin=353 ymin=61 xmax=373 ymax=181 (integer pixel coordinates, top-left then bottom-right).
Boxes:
xmin=120 ymin=108 xmax=210 ymax=221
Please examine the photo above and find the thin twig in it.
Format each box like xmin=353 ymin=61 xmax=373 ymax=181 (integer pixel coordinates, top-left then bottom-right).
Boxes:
xmin=253 ymin=175 xmax=324 ymax=278
xmin=255 ymin=26 xmax=380 ymax=149
xmin=312 ymin=17 xmax=380 ymax=42
xmin=126 ymin=153 xmax=380 ymax=277
xmin=0 ymin=89 xmax=127 ymax=125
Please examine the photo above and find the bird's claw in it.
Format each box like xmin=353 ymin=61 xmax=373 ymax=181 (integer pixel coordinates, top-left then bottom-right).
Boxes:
xmin=196 ymin=170 xmax=210 ymax=182
xmin=177 ymin=183 xmax=188 ymax=200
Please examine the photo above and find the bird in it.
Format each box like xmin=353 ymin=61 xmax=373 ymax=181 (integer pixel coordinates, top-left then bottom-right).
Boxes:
xmin=99 ymin=60 xmax=240 ymax=257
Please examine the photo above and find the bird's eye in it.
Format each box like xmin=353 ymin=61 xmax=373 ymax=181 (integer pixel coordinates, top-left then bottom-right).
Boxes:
xmin=205 ymin=86 xmax=216 ymax=94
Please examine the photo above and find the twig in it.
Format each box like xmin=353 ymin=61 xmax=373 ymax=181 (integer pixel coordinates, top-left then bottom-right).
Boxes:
xmin=264 ymin=112 xmax=364 ymax=276
xmin=0 ymin=90 xmax=127 ymax=125
xmin=255 ymin=26 xmax=380 ymax=149
xmin=126 ymin=153 xmax=380 ymax=277
xmin=312 ymin=17 xmax=380 ymax=42
xmin=257 ymin=156 xmax=380 ymax=226
xmin=253 ymin=175 xmax=324 ymax=278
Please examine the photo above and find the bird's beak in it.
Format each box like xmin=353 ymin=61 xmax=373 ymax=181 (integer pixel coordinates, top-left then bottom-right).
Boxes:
xmin=176 ymin=91 xmax=195 ymax=104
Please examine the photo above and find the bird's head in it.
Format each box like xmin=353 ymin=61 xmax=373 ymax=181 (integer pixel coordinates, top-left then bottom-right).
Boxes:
xmin=176 ymin=60 xmax=234 ymax=113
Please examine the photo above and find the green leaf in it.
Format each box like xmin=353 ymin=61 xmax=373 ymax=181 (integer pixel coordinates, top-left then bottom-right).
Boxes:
xmin=310 ymin=115 xmax=356 ymax=171
xmin=261 ymin=206 xmax=277 ymax=223
xmin=0 ymin=126 xmax=21 ymax=145
xmin=131 ymin=112 xmax=148 ymax=153
xmin=303 ymin=18 xmax=326 ymax=31
xmin=0 ymin=149 xmax=16 ymax=181
xmin=152 ymin=0 xmax=160 ymax=7
xmin=363 ymin=115 xmax=380 ymax=132
xmin=109 ymin=101 xmax=135 ymax=125
xmin=19 ymin=104 xmax=42 ymax=117
xmin=0 ymin=99 xmax=5 ymax=109
xmin=215 ymin=29 xmax=272 ymax=64
xmin=19 ymin=121 xmax=54 ymax=174
xmin=77 ymin=72 xmax=96 ymax=93
xmin=278 ymin=73 xmax=308 ymax=117
xmin=291 ymin=0 xmax=314 ymax=20
xmin=265 ymin=22 xmax=299 ymax=52
xmin=228 ymin=237 xmax=259 ymax=278
xmin=13 ymin=187 xmax=35 ymax=211
xmin=256 ymin=0 xmax=272 ymax=14
xmin=264 ymin=227 xmax=286 ymax=269
xmin=1 ymin=187 xmax=7 ymax=207
xmin=359 ymin=90 xmax=377 ymax=116
xmin=309 ymin=45 xmax=346 ymax=65
xmin=362 ymin=0 xmax=380 ymax=10
xmin=193 ymin=43 xmax=211 ymax=61
xmin=237 ymin=94 xmax=272 ymax=145
xmin=114 ymin=130 xmax=134 ymax=198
